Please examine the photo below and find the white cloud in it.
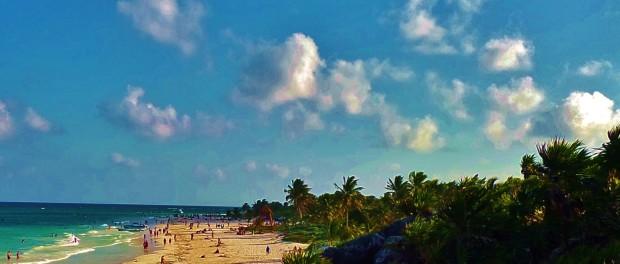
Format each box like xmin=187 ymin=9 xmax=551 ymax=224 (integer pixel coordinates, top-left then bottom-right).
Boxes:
xmin=110 ymin=152 xmax=140 ymax=168
xmin=483 ymin=111 xmax=532 ymax=150
xmin=484 ymin=77 xmax=543 ymax=149
xmin=481 ymin=36 xmax=533 ymax=71
xmin=236 ymin=33 xmax=443 ymax=153
xmin=25 ymin=108 xmax=51 ymax=132
xmin=0 ymin=101 xmax=14 ymax=139
xmin=407 ymin=116 xmax=446 ymax=152
xmin=118 ymin=0 xmax=205 ymax=54
xmin=326 ymin=60 xmax=373 ymax=115
xmin=577 ymin=60 xmax=613 ymax=77
xmin=245 ymin=160 xmax=257 ymax=172
xmin=400 ymin=0 xmax=484 ymax=55
xmin=489 ymin=76 xmax=544 ymax=114
xmin=265 ymin=163 xmax=290 ymax=178
xmin=377 ymin=105 xmax=444 ymax=152
xmin=299 ymin=166 xmax=312 ymax=177
xmin=562 ymin=91 xmax=620 ymax=147
xmin=426 ymin=72 xmax=470 ymax=120
xmin=234 ymin=33 xmax=324 ymax=111
xmin=118 ymin=86 xmax=191 ymax=139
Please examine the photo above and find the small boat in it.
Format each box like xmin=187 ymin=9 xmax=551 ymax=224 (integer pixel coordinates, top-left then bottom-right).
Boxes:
xmin=117 ymin=223 xmax=146 ymax=232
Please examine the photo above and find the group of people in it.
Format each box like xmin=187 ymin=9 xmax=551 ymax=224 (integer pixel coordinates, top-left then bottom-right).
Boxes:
xmin=6 ymin=251 xmax=20 ymax=260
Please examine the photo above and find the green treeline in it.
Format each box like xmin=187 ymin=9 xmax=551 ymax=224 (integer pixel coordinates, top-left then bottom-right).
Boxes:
xmin=233 ymin=125 xmax=620 ymax=263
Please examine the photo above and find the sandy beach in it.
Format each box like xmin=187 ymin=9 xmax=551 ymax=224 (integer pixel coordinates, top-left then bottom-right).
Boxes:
xmin=124 ymin=219 xmax=308 ymax=264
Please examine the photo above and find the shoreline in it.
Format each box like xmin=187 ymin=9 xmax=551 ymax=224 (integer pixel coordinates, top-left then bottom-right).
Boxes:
xmin=124 ymin=218 xmax=308 ymax=263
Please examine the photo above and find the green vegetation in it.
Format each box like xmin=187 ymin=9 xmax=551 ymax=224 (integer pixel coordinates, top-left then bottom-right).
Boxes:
xmin=234 ymin=125 xmax=620 ymax=263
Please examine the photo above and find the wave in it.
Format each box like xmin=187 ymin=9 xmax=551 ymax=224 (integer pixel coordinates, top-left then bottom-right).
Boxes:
xmin=20 ymin=248 xmax=95 ymax=264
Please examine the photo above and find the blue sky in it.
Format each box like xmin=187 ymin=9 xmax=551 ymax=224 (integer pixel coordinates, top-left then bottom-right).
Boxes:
xmin=1 ymin=0 xmax=619 ymax=206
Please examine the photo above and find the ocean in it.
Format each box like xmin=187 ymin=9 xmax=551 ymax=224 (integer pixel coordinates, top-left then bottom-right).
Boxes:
xmin=0 ymin=202 xmax=231 ymax=263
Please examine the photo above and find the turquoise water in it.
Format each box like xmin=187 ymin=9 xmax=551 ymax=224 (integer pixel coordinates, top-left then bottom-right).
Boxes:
xmin=0 ymin=202 xmax=231 ymax=263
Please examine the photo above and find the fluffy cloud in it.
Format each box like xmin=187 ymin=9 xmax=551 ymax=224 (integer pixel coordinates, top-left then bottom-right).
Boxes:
xmin=25 ymin=108 xmax=51 ymax=132
xmin=489 ymin=76 xmax=544 ymax=114
xmin=234 ymin=33 xmax=324 ymax=111
xmin=577 ymin=60 xmax=613 ymax=77
xmin=484 ymin=111 xmax=532 ymax=150
xmin=322 ymin=59 xmax=412 ymax=115
xmin=265 ymin=163 xmax=290 ymax=178
xmin=484 ymin=77 xmax=543 ymax=149
xmin=425 ymin=72 xmax=470 ymax=120
xmin=236 ymin=33 xmax=441 ymax=153
xmin=102 ymin=86 xmax=191 ymax=139
xmin=562 ymin=91 xmax=620 ymax=147
xmin=407 ymin=116 xmax=446 ymax=152
xmin=118 ymin=0 xmax=204 ymax=54
xmin=0 ymin=102 xmax=14 ymax=139
xmin=481 ymin=37 xmax=533 ymax=71
xmin=110 ymin=152 xmax=140 ymax=168
xmin=400 ymin=0 xmax=485 ymax=55
xmin=378 ymin=106 xmax=445 ymax=152
xmin=326 ymin=60 xmax=373 ymax=114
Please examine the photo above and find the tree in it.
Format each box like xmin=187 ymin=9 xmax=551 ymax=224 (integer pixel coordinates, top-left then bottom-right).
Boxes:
xmin=334 ymin=176 xmax=364 ymax=227
xmin=284 ymin=178 xmax=313 ymax=222
xmin=386 ymin=175 xmax=411 ymax=217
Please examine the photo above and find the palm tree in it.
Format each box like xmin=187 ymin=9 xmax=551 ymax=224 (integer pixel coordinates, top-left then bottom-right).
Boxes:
xmin=284 ymin=178 xmax=313 ymax=222
xmin=520 ymin=154 xmax=540 ymax=179
xmin=386 ymin=175 xmax=411 ymax=216
xmin=334 ymin=176 xmax=364 ymax=227
xmin=599 ymin=125 xmax=620 ymax=179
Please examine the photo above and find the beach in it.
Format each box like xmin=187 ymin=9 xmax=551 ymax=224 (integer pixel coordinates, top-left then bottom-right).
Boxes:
xmin=125 ymin=219 xmax=308 ymax=264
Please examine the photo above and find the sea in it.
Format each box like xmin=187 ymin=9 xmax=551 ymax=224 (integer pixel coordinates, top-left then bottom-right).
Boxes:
xmin=0 ymin=202 xmax=231 ymax=263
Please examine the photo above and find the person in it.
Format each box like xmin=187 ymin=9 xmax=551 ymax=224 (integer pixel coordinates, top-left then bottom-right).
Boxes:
xmin=168 ymin=238 xmax=171 ymax=244
xmin=163 ymin=238 xmax=166 ymax=245
xmin=16 ymin=251 xmax=20 ymax=260
xmin=266 ymin=246 xmax=270 ymax=254
xmin=160 ymin=255 xmax=164 ymax=264
xmin=143 ymin=239 xmax=149 ymax=250
xmin=191 ymin=233 xmax=194 ymax=240
xmin=6 ymin=251 xmax=10 ymax=260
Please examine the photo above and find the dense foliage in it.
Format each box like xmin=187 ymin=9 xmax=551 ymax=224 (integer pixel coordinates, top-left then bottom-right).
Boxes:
xmin=235 ymin=125 xmax=620 ymax=263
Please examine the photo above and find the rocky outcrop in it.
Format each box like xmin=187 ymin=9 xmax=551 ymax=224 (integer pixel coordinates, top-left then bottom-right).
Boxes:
xmin=374 ymin=236 xmax=407 ymax=264
xmin=322 ymin=234 xmax=385 ymax=264
xmin=322 ymin=217 xmax=417 ymax=264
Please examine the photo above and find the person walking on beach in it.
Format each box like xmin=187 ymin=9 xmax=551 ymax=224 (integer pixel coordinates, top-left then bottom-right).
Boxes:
xmin=16 ymin=251 xmax=20 ymax=260
xmin=160 ymin=255 xmax=164 ymax=264
xmin=6 ymin=251 xmax=10 ymax=260
xmin=266 ymin=246 xmax=270 ymax=254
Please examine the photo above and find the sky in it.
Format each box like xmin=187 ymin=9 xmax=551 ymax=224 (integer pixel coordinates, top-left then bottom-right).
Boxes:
xmin=1 ymin=0 xmax=620 ymax=206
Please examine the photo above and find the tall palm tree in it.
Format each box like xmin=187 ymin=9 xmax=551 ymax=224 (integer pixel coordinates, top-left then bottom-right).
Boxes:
xmin=386 ymin=175 xmax=411 ymax=215
xmin=284 ymin=178 xmax=313 ymax=222
xmin=334 ymin=176 xmax=364 ymax=227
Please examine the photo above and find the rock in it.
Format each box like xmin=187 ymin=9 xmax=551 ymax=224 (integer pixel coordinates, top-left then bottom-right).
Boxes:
xmin=323 ymin=234 xmax=385 ymax=264
xmin=378 ymin=217 xmax=414 ymax=238
xmin=374 ymin=236 xmax=406 ymax=264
